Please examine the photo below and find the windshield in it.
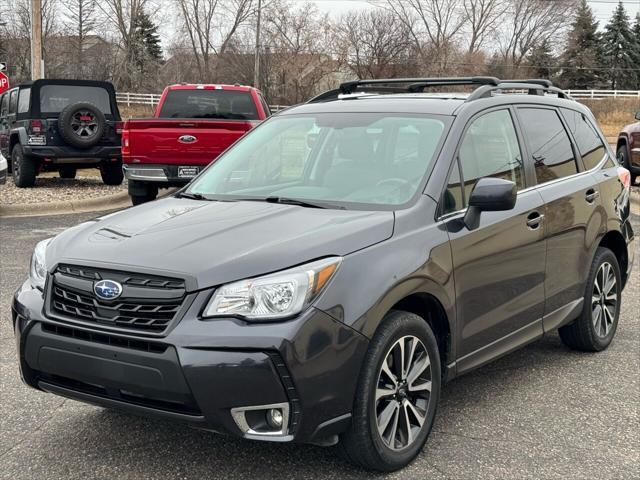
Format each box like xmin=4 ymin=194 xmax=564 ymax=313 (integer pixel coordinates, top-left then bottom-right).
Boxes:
xmin=159 ymin=89 xmax=259 ymax=120
xmin=40 ymin=85 xmax=111 ymax=114
xmin=188 ymin=113 xmax=447 ymax=209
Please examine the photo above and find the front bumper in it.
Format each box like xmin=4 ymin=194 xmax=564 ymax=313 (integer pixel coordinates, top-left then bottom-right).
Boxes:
xmin=12 ymin=281 xmax=367 ymax=444
xmin=24 ymin=145 xmax=121 ymax=160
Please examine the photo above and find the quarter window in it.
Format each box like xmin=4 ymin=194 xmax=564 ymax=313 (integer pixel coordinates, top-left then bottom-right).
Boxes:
xmin=518 ymin=108 xmax=578 ymax=183
xmin=0 ymin=94 xmax=8 ymax=117
xmin=18 ymin=88 xmax=30 ymax=113
xmin=560 ymin=108 xmax=607 ymax=170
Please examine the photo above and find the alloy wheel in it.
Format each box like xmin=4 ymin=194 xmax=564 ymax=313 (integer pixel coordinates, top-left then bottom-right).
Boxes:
xmin=71 ymin=110 xmax=98 ymax=138
xmin=375 ymin=335 xmax=432 ymax=451
xmin=12 ymin=151 xmax=21 ymax=179
xmin=592 ymin=261 xmax=617 ymax=338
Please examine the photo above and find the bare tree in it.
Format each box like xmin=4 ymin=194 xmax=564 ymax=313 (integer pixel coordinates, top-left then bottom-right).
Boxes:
xmin=61 ymin=0 xmax=98 ymax=77
xmin=335 ymin=9 xmax=415 ymax=79
xmin=463 ymin=0 xmax=506 ymax=54
xmin=386 ymin=0 xmax=466 ymax=74
xmin=498 ymin=0 xmax=575 ymax=76
xmin=175 ymin=0 xmax=254 ymax=79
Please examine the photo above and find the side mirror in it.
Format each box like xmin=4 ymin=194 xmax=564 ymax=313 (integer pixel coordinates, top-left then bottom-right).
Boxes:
xmin=464 ymin=177 xmax=517 ymax=230
xmin=635 ymin=111 xmax=640 ymax=121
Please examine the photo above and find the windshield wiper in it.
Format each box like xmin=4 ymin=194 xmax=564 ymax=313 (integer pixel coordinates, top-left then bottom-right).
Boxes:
xmin=175 ymin=191 xmax=211 ymax=201
xmin=233 ymin=196 xmax=343 ymax=209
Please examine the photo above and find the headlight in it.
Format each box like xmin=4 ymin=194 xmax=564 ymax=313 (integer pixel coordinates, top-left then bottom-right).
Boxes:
xmin=30 ymin=238 xmax=52 ymax=289
xmin=203 ymin=257 xmax=342 ymax=321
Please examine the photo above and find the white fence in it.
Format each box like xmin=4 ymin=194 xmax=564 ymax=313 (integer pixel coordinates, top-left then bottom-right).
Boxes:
xmin=116 ymin=89 xmax=640 ymax=108
xmin=116 ymin=92 xmax=288 ymax=111
xmin=565 ymin=90 xmax=640 ymax=99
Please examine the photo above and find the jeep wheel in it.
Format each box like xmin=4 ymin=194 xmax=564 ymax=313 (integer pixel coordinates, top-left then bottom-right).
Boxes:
xmin=339 ymin=310 xmax=441 ymax=471
xmin=100 ymin=162 xmax=123 ymax=185
xmin=11 ymin=145 xmax=37 ymax=188
xmin=59 ymin=166 xmax=77 ymax=179
xmin=58 ymin=102 xmax=106 ymax=149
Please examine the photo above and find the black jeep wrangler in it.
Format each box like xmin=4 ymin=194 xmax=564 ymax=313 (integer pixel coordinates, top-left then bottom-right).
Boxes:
xmin=0 ymin=79 xmax=123 ymax=187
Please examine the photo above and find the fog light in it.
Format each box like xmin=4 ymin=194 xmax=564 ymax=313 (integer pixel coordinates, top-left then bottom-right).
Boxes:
xmin=267 ymin=408 xmax=283 ymax=428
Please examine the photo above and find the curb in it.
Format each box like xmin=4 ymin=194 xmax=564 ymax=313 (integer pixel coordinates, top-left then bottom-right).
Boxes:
xmin=0 ymin=191 xmax=131 ymax=218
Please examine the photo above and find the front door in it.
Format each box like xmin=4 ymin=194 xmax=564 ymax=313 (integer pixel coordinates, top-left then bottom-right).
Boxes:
xmin=441 ymin=108 xmax=546 ymax=373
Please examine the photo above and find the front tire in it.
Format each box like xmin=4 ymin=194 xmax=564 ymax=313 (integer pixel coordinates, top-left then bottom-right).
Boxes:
xmin=11 ymin=144 xmax=37 ymax=188
xmin=100 ymin=162 xmax=124 ymax=185
xmin=617 ymin=146 xmax=636 ymax=186
xmin=339 ymin=310 xmax=441 ymax=472
xmin=559 ymin=247 xmax=622 ymax=352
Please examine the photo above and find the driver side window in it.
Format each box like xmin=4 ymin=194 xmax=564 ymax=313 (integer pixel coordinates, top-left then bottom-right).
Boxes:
xmin=443 ymin=109 xmax=524 ymax=215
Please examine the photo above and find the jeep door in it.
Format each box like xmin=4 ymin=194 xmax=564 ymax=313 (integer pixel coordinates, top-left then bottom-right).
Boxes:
xmin=441 ymin=107 xmax=546 ymax=373
xmin=516 ymin=107 xmax=601 ymax=331
xmin=0 ymin=92 xmax=9 ymax=156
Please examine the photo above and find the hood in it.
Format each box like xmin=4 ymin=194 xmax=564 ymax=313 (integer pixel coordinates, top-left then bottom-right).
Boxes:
xmin=48 ymin=197 xmax=394 ymax=290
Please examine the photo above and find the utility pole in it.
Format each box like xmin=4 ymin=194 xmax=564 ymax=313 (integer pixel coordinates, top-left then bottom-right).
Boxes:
xmin=31 ymin=0 xmax=43 ymax=79
xmin=253 ymin=0 xmax=262 ymax=90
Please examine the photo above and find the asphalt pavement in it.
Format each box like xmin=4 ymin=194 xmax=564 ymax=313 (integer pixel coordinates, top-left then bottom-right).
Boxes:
xmin=1 ymin=196 xmax=638 ymax=480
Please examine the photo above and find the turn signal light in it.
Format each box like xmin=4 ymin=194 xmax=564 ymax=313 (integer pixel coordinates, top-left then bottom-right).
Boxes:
xmin=618 ymin=166 xmax=631 ymax=189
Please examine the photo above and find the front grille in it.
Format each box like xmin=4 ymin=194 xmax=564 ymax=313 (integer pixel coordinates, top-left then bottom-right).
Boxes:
xmin=48 ymin=264 xmax=187 ymax=335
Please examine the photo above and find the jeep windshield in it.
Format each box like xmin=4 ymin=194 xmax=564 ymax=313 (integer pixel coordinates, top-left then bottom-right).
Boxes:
xmin=187 ymin=112 xmax=448 ymax=209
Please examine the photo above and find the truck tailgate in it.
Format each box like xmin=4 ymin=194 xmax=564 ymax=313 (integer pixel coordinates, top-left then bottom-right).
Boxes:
xmin=125 ymin=119 xmax=255 ymax=165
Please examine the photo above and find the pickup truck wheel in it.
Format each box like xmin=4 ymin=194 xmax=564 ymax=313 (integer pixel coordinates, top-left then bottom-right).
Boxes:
xmin=339 ymin=310 xmax=441 ymax=471
xmin=617 ymin=146 xmax=636 ymax=185
xmin=59 ymin=166 xmax=77 ymax=179
xmin=11 ymin=145 xmax=37 ymax=188
xmin=100 ymin=162 xmax=123 ymax=185
xmin=128 ymin=180 xmax=158 ymax=205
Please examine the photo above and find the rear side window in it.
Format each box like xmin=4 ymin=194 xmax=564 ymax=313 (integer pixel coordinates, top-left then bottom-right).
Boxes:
xmin=0 ymin=94 xmax=7 ymax=117
xmin=518 ymin=108 xmax=578 ymax=184
xmin=8 ymin=90 xmax=18 ymax=114
xmin=40 ymin=85 xmax=111 ymax=114
xmin=158 ymin=90 xmax=259 ymax=120
xmin=560 ymin=108 xmax=606 ymax=170
xmin=18 ymin=88 xmax=30 ymax=113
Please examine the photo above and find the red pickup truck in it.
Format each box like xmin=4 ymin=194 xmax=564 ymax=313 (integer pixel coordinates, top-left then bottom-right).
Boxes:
xmin=122 ymin=84 xmax=270 ymax=204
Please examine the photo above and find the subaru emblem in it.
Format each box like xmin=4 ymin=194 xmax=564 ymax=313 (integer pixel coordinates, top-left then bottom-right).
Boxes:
xmin=94 ymin=280 xmax=123 ymax=300
xmin=178 ymin=135 xmax=197 ymax=144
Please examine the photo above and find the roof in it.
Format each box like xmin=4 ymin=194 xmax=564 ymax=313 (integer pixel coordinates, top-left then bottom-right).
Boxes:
xmin=166 ymin=84 xmax=256 ymax=92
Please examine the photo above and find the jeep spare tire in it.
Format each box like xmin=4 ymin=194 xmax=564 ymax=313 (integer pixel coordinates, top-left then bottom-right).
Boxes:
xmin=58 ymin=102 xmax=106 ymax=149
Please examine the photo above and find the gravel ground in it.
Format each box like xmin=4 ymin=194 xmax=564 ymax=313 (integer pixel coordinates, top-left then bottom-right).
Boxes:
xmin=0 ymin=188 xmax=638 ymax=480
xmin=0 ymin=170 xmax=126 ymax=205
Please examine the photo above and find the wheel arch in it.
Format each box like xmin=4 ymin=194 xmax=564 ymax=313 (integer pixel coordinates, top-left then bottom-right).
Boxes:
xmin=598 ymin=230 xmax=629 ymax=287
xmin=389 ymin=292 xmax=452 ymax=380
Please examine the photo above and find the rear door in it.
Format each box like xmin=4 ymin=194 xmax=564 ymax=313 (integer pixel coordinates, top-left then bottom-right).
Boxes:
xmin=0 ymin=92 xmax=9 ymax=156
xmin=442 ymin=107 xmax=546 ymax=372
xmin=516 ymin=106 xmax=601 ymax=331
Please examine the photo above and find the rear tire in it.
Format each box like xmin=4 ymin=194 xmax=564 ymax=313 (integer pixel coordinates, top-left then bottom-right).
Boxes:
xmin=128 ymin=180 xmax=158 ymax=205
xmin=59 ymin=166 xmax=77 ymax=179
xmin=100 ymin=162 xmax=124 ymax=185
xmin=559 ymin=247 xmax=621 ymax=352
xmin=617 ymin=146 xmax=635 ymax=186
xmin=339 ymin=310 xmax=441 ymax=472
xmin=11 ymin=144 xmax=37 ymax=188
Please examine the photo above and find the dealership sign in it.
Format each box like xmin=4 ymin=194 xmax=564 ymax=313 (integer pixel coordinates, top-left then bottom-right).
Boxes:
xmin=0 ymin=72 xmax=9 ymax=95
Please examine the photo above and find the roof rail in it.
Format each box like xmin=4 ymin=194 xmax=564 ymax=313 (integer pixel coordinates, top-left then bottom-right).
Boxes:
xmin=307 ymin=76 xmax=573 ymax=104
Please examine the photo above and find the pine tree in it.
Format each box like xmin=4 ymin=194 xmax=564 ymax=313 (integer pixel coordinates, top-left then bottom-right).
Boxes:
xmin=633 ymin=13 xmax=640 ymax=87
xmin=527 ymin=39 xmax=556 ymax=80
xmin=602 ymin=1 xmax=637 ymax=89
xmin=559 ymin=0 xmax=602 ymax=89
xmin=133 ymin=12 xmax=163 ymax=67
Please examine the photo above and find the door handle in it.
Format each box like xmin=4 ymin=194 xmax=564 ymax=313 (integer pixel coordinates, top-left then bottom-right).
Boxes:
xmin=585 ymin=189 xmax=599 ymax=203
xmin=526 ymin=211 xmax=544 ymax=229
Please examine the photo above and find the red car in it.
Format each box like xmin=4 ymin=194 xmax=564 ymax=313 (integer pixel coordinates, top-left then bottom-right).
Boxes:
xmin=122 ymin=84 xmax=270 ymax=204
xmin=616 ymin=111 xmax=640 ymax=186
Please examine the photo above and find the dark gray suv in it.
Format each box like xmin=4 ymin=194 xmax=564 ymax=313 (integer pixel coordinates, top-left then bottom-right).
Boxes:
xmin=12 ymin=77 xmax=635 ymax=471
